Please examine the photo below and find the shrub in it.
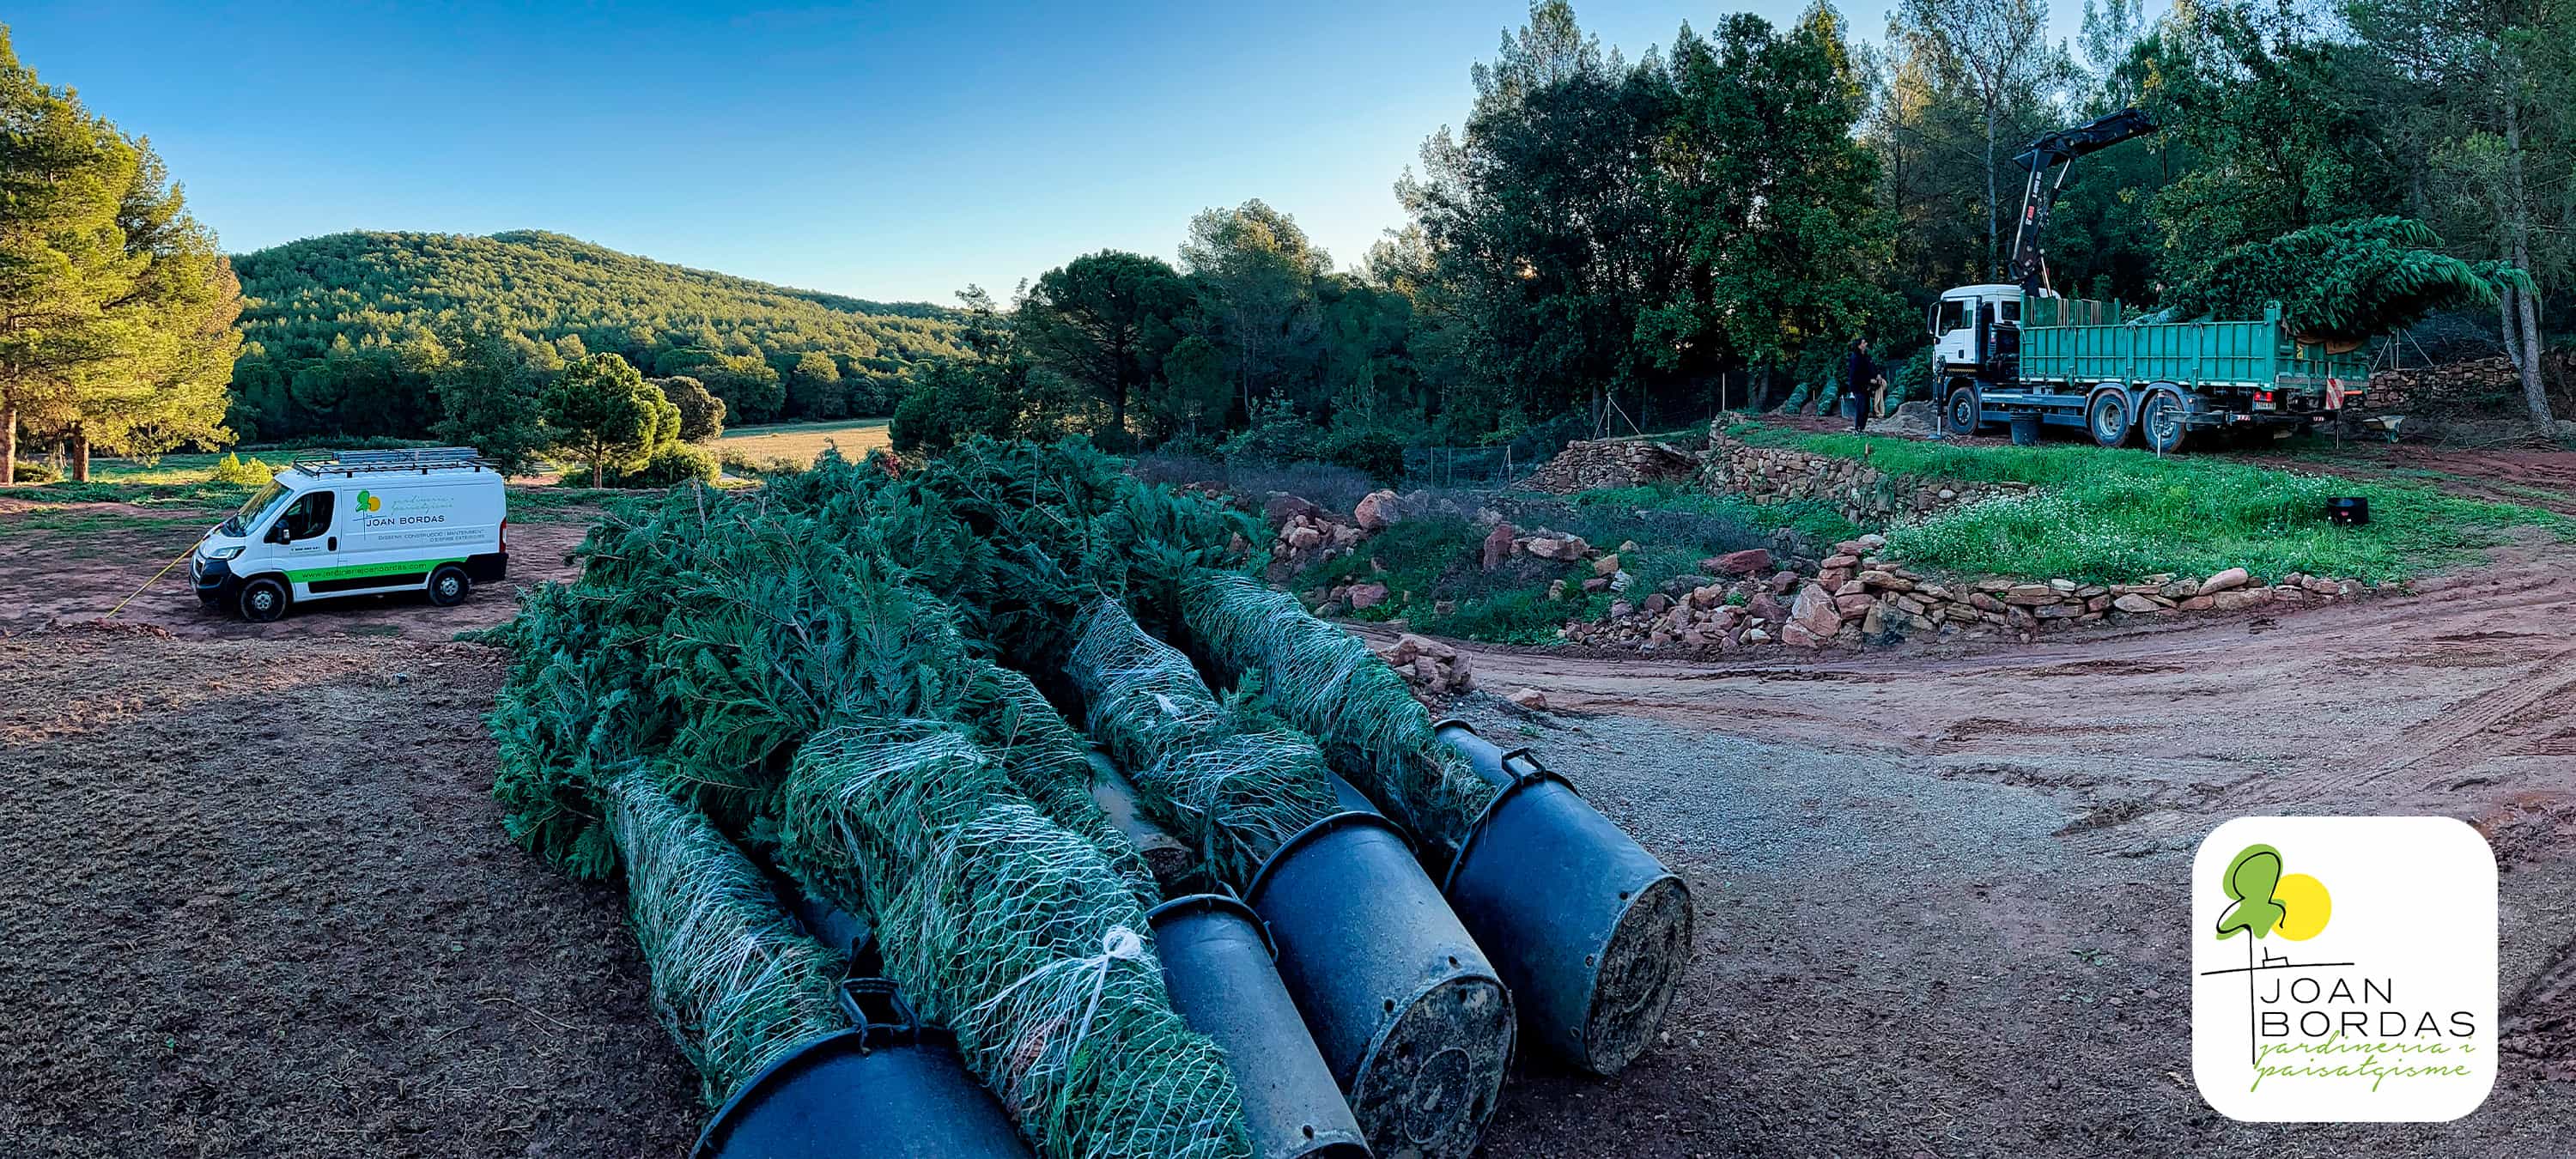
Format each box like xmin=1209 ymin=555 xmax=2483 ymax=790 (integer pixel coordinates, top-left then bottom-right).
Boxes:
xmin=10 ymin=462 xmax=63 ymax=484
xmin=1219 ymin=399 xmax=1330 ymax=465
xmin=592 ymin=442 xmax=720 ymax=488
xmin=1321 ymin=427 xmax=1407 ymax=482
xmin=717 ymin=448 xmax=808 ymax=479
xmin=210 ymin=452 xmax=274 ymax=486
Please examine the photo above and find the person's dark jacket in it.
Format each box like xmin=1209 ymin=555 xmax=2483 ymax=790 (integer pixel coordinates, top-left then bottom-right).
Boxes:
xmin=1844 ymin=349 xmax=1878 ymax=392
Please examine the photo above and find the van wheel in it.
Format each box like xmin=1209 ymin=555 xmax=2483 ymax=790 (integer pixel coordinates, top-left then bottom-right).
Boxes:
xmin=1945 ymin=385 xmax=1984 ymax=435
xmin=2087 ymin=391 xmax=2133 ymax=447
xmin=2141 ymin=392 xmax=2189 ymax=453
xmin=239 ymin=577 xmax=289 ymax=622
xmin=428 ymin=564 xmax=471 ymax=607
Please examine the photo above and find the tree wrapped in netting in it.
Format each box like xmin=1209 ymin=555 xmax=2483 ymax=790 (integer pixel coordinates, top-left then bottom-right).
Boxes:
xmin=1173 ymin=570 xmax=1499 ymax=864
xmin=2165 ymin=216 xmax=2528 ymax=345
xmin=959 ymin=663 xmax=1163 ymax=907
xmin=783 ymin=723 xmax=1248 ymax=1158
xmin=1063 ymin=598 xmax=1340 ymax=889
xmin=761 ymin=440 xmax=1260 ymax=664
xmin=603 ymin=768 xmax=848 ymax=1107
xmin=480 ymin=482 xmax=1252 ymax=1159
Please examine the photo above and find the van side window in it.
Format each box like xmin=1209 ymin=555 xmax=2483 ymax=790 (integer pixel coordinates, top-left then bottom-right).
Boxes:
xmin=281 ymin=491 xmax=335 ymax=540
xmin=1935 ymin=300 xmax=1965 ymax=331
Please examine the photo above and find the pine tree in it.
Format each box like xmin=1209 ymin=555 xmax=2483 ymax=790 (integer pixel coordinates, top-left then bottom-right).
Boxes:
xmin=0 ymin=27 xmax=141 ymax=484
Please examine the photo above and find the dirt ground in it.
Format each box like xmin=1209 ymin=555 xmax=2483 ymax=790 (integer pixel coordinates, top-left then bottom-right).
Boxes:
xmin=3 ymin=478 xmax=2573 ymax=1156
xmin=1451 ymin=546 xmax=2576 ymax=1156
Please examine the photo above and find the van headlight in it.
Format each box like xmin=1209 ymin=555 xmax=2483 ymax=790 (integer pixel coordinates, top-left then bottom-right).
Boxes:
xmin=206 ymin=544 xmax=243 ymax=561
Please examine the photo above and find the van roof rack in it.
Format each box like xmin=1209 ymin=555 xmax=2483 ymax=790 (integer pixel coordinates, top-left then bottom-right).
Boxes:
xmin=286 ymin=446 xmax=501 ymax=477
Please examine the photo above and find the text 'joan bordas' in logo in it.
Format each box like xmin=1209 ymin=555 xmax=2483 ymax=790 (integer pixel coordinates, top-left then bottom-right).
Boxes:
xmin=2191 ymin=816 xmax=2496 ymax=1121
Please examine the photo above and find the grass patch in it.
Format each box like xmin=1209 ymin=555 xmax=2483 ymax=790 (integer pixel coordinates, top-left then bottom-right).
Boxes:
xmin=1728 ymin=426 xmax=2567 ymax=583
xmin=716 ymin=418 xmax=891 ymax=468
xmin=1289 ymin=493 xmax=1737 ymax=644
xmin=9 ymin=478 xmax=252 ymax=508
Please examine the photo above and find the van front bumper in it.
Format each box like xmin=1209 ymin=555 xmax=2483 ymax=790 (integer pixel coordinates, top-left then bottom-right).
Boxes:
xmin=191 ymin=555 xmax=241 ymax=607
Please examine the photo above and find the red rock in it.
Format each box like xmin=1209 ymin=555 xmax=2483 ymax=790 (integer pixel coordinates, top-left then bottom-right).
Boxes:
xmin=1481 ymin=522 xmax=1518 ymax=571
xmin=2200 ymin=567 xmax=2251 ymax=594
xmin=1707 ymin=548 xmax=1774 ymax=576
xmin=1507 ymin=688 xmax=1548 ymax=710
xmin=1747 ymin=593 xmax=1788 ymax=622
xmin=1581 ymin=576 xmax=1611 ymax=593
xmin=1643 ymin=593 xmax=1671 ymax=615
xmin=1262 ymin=495 xmax=1319 ymax=525
xmin=1348 ymin=582 xmax=1391 ymax=610
xmin=1353 ymin=488 xmax=1400 ymax=531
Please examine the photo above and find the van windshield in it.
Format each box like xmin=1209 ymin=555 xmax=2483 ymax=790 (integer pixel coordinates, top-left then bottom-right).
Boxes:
xmin=221 ymin=479 xmax=292 ymax=537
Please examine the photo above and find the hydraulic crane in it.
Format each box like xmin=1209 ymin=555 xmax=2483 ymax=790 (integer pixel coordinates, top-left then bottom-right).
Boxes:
xmin=2009 ymin=106 xmax=2160 ymax=294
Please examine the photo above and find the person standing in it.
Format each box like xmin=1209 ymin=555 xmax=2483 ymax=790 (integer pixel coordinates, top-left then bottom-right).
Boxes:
xmin=1844 ymin=338 xmax=1884 ymax=432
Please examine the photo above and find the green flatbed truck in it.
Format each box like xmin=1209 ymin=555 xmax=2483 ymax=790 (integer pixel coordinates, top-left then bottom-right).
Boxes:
xmin=1929 ymin=287 xmax=2375 ymax=452
xmin=1924 ymin=106 xmax=2375 ymax=452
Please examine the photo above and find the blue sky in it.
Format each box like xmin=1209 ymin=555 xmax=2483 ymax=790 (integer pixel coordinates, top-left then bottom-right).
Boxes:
xmin=10 ymin=2 xmax=2110 ymax=305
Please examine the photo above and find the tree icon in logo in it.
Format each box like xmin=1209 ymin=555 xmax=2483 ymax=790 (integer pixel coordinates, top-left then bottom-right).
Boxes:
xmin=2215 ymin=845 xmax=2288 ymax=943
xmin=355 ymin=489 xmax=381 ymax=513
xmin=2215 ymin=843 xmax=2334 ymax=1066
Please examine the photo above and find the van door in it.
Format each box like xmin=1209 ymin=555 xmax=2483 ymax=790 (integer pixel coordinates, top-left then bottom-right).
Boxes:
xmin=264 ymin=488 xmax=342 ymax=599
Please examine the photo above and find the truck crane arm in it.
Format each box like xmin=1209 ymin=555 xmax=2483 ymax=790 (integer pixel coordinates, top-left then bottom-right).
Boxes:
xmin=2010 ymin=106 xmax=2160 ymax=294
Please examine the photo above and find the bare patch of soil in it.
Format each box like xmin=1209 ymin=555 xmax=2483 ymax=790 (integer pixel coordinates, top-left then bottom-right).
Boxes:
xmin=0 ymin=623 xmax=699 ymax=1157
xmin=0 ymin=505 xmax=589 ymax=640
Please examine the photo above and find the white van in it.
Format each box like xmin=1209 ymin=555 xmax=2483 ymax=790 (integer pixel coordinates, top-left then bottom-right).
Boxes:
xmin=192 ymin=447 xmax=509 ymax=622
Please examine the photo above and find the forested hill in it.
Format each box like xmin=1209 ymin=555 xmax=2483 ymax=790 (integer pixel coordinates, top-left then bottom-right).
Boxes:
xmin=227 ymin=230 xmax=963 ymax=440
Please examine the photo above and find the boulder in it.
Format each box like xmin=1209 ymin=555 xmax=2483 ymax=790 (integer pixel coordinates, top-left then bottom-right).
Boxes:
xmin=1526 ymin=535 xmax=1592 ymax=561
xmin=1347 ymin=582 xmax=1391 ymax=610
xmin=1747 ymin=593 xmax=1789 ymax=623
xmin=1481 ymin=522 xmax=1518 ymax=571
xmin=1353 ymin=488 xmax=1401 ymax=531
xmin=2111 ymin=593 xmax=2164 ymax=614
xmin=1706 ymin=548 xmax=1774 ymax=576
xmin=1284 ymin=525 xmax=1323 ymax=551
xmin=1790 ymin=584 xmax=1846 ymax=638
xmin=1593 ymin=554 xmax=1623 ymax=577
xmin=1261 ymin=494 xmax=1319 ymax=526
xmin=1506 ymin=687 xmax=1549 ymax=711
xmin=2200 ymin=567 xmax=2251 ymax=594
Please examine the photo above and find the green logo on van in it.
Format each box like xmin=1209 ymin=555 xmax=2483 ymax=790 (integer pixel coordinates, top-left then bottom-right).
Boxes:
xmin=355 ymin=489 xmax=382 ymax=513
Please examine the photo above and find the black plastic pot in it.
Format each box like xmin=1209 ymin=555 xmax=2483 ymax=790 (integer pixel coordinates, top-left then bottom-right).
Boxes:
xmin=1432 ymin=720 xmax=1693 ymax=1077
xmin=694 ymin=979 xmax=1030 ymax=1159
xmin=1243 ymin=811 xmax=1514 ymax=1159
xmin=1149 ymin=894 xmax=1371 ymax=1159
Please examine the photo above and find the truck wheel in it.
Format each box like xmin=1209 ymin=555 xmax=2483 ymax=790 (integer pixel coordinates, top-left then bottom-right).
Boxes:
xmin=1945 ymin=385 xmax=1984 ymax=435
xmin=428 ymin=564 xmax=471 ymax=607
xmin=239 ymin=577 xmax=289 ymax=622
xmin=2141 ymin=392 xmax=2188 ymax=453
xmin=2087 ymin=391 xmax=2133 ymax=447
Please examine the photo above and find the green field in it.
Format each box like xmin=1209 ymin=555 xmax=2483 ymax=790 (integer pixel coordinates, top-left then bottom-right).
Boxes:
xmin=717 ymin=418 xmax=892 ymax=469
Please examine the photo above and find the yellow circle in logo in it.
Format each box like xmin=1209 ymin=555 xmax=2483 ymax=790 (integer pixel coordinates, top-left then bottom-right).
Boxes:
xmin=2271 ymin=872 xmax=2331 ymax=940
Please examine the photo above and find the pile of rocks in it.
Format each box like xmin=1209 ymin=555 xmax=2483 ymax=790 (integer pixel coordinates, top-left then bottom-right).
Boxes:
xmin=1564 ymin=531 xmax=2383 ymax=652
xmin=1377 ymin=632 xmax=1474 ymax=699
xmin=1699 ymin=428 xmax=2027 ymax=525
xmin=1520 ymin=438 xmax=1700 ymax=495
xmin=1556 ymin=549 xmax=1810 ymax=652
xmin=1263 ymin=494 xmax=1364 ymax=575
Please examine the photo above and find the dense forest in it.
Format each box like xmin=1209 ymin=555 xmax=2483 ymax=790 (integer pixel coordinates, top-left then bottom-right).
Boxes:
xmin=225 ymin=230 xmax=963 ymax=441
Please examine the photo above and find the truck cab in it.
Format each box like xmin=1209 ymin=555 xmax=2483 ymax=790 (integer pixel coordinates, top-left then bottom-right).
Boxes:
xmin=191 ymin=447 xmax=508 ymax=622
xmin=1928 ymin=283 xmax=2052 ymax=384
